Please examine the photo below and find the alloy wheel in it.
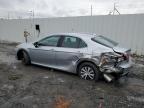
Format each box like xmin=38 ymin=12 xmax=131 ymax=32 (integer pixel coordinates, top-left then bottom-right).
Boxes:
xmin=80 ymin=66 xmax=95 ymax=80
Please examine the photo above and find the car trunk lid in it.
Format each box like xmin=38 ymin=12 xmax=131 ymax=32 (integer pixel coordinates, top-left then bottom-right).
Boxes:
xmin=113 ymin=46 xmax=131 ymax=54
xmin=112 ymin=45 xmax=131 ymax=60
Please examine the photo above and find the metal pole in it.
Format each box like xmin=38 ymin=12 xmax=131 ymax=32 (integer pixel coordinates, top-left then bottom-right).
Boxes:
xmin=91 ymin=5 xmax=93 ymax=16
xmin=32 ymin=10 xmax=35 ymax=38
xmin=113 ymin=3 xmax=115 ymax=15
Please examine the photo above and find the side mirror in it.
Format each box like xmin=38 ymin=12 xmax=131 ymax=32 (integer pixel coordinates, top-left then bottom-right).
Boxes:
xmin=34 ymin=42 xmax=39 ymax=48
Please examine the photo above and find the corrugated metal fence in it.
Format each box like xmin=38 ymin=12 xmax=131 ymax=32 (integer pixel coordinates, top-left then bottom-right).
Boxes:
xmin=0 ymin=14 xmax=144 ymax=54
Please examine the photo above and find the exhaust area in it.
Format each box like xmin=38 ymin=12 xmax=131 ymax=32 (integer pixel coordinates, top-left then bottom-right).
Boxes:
xmin=103 ymin=74 xmax=114 ymax=82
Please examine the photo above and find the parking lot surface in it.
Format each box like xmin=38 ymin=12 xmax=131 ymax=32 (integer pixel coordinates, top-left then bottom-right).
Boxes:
xmin=0 ymin=42 xmax=144 ymax=108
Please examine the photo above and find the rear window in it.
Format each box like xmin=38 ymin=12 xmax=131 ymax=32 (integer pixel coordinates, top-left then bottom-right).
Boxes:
xmin=91 ymin=35 xmax=118 ymax=48
xmin=61 ymin=36 xmax=79 ymax=48
xmin=61 ymin=35 xmax=87 ymax=48
xmin=79 ymin=39 xmax=87 ymax=48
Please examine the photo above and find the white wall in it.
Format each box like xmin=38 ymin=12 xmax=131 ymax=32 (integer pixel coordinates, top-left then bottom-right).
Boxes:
xmin=0 ymin=14 xmax=144 ymax=55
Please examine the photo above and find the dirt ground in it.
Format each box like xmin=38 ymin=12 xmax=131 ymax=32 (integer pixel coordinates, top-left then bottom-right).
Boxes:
xmin=0 ymin=42 xmax=144 ymax=108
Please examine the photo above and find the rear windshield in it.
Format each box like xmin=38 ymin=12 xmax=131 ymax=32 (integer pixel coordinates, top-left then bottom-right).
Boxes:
xmin=91 ymin=35 xmax=118 ymax=48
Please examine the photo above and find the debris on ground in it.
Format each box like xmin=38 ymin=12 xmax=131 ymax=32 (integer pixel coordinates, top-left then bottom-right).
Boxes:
xmin=54 ymin=96 xmax=71 ymax=108
xmin=8 ymin=74 xmax=23 ymax=80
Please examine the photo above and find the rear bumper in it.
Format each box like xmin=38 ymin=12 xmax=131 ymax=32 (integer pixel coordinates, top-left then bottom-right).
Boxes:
xmin=102 ymin=64 xmax=132 ymax=82
xmin=100 ymin=57 xmax=133 ymax=76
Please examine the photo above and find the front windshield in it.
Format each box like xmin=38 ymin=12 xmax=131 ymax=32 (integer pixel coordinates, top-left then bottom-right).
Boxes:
xmin=91 ymin=35 xmax=118 ymax=48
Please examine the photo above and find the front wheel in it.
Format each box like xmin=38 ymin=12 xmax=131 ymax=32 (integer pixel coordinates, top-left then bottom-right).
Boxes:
xmin=21 ymin=51 xmax=31 ymax=65
xmin=78 ymin=62 xmax=100 ymax=81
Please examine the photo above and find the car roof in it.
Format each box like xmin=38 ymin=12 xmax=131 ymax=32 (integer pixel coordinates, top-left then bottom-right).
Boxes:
xmin=55 ymin=33 xmax=97 ymax=39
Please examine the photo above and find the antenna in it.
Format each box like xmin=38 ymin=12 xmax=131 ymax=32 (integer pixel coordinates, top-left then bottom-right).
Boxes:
xmin=108 ymin=0 xmax=120 ymax=15
xmin=113 ymin=1 xmax=120 ymax=15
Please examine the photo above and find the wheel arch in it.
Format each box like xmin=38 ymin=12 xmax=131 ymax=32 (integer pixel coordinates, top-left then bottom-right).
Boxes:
xmin=17 ymin=49 xmax=29 ymax=60
xmin=76 ymin=59 xmax=99 ymax=74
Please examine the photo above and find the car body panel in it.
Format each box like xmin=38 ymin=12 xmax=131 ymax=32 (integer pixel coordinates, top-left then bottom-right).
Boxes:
xmin=29 ymin=46 xmax=56 ymax=66
xmin=54 ymin=47 xmax=85 ymax=73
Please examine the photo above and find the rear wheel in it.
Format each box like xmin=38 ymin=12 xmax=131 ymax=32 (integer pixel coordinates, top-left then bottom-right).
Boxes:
xmin=78 ymin=62 xmax=100 ymax=81
xmin=21 ymin=51 xmax=31 ymax=65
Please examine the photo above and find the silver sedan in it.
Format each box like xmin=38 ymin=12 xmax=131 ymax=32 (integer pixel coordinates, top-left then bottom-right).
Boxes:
xmin=16 ymin=33 xmax=133 ymax=82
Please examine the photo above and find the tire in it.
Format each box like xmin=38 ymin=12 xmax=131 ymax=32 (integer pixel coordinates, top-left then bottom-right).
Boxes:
xmin=78 ymin=62 xmax=100 ymax=81
xmin=21 ymin=51 xmax=31 ymax=65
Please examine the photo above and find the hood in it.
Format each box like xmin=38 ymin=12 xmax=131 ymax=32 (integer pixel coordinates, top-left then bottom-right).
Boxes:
xmin=113 ymin=45 xmax=131 ymax=53
xmin=16 ymin=42 xmax=34 ymax=49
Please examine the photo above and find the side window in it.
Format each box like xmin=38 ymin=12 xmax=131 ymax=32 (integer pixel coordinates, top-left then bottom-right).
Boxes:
xmin=79 ymin=39 xmax=87 ymax=48
xmin=61 ymin=36 xmax=79 ymax=48
xmin=39 ymin=36 xmax=60 ymax=46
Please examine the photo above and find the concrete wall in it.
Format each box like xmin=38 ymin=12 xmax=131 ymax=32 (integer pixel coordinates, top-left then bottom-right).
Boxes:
xmin=0 ymin=14 xmax=144 ymax=54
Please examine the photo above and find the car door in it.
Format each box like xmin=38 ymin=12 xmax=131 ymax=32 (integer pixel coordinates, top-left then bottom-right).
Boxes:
xmin=55 ymin=35 xmax=88 ymax=73
xmin=29 ymin=35 xmax=61 ymax=67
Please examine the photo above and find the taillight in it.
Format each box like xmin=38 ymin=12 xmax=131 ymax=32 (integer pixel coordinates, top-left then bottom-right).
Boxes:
xmin=123 ymin=53 xmax=129 ymax=60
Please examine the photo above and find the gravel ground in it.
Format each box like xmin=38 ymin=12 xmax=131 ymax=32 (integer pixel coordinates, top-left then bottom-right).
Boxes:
xmin=0 ymin=43 xmax=144 ymax=108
